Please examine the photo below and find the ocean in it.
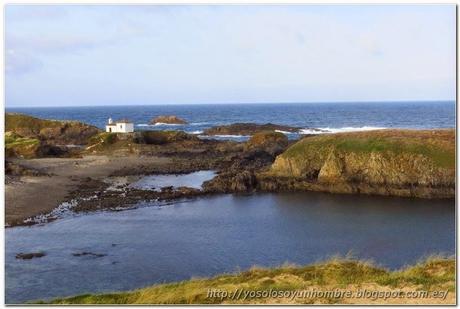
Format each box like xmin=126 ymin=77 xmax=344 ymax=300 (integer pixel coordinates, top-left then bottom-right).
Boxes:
xmin=6 ymin=101 xmax=455 ymax=140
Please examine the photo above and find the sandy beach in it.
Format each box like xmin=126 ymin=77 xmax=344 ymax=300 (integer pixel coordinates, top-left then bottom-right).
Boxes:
xmin=5 ymin=155 xmax=171 ymax=226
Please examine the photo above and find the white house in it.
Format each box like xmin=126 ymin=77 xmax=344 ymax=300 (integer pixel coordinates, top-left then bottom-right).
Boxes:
xmin=105 ymin=118 xmax=134 ymax=133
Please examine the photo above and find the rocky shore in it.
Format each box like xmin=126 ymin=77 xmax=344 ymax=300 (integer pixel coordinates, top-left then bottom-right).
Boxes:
xmin=5 ymin=113 xmax=455 ymax=226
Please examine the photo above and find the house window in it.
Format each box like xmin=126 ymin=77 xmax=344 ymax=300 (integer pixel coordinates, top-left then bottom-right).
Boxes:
xmin=119 ymin=125 xmax=122 ymax=129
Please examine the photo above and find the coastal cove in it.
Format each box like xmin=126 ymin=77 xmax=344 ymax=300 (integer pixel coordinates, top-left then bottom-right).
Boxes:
xmin=6 ymin=192 xmax=454 ymax=303
xmin=5 ymin=102 xmax=456 ymax=304
xmin=5 ymin=3 xmax=457 ymax=305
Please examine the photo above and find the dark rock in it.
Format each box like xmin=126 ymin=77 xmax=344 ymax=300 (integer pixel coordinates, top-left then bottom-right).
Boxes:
xmin=72 ymin=251 xmax=107 ymax=258
xmin=203 ymin=171 xmax=257 ymax=193
xmin=5 ymin=161 xmax=49 ymax=177
xmin=6 ymin=113 xmax=101 ymax=146
xmin=150 ymin=115 xmax=188 ymax=125
xmin=203 ymin=123 xmax=301 ymax=135
xmin=16 ymin=252 xmax=46 ymax=259
xmin=244 ymin=131 xmax=288 ymax=156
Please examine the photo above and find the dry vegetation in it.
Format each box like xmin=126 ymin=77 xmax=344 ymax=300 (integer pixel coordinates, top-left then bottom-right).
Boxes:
xmin=41 ymin=256 xmax=455 ymax=305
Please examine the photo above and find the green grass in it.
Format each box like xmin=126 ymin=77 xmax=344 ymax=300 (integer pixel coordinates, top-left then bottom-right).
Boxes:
xmin=40 ymin=256 xmax=455 ymax=305
xmin=336 ymin=138 xmax=454 ymax=168
xmin=87 ymin=132 xmax=118 ymax=146
xmin=5 ymin=133 xmax=40 ymax=149
xmin=282 ymin=132 xmax=455 ymax=169
xmin=5 ymin=113 xmax=64 ymax=133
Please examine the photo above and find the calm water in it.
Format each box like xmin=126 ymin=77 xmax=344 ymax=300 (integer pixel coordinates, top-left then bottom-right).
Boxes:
xmin=6 ymin=192 xmax=454 ymax=303
xmin=6 ymin=101 xmax=455 ymax=140
xmin=130 ymin=171 xmax=216 ymax=191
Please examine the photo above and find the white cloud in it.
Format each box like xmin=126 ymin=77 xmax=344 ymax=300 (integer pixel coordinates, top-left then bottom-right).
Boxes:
xmin=5 ymin=5 xmax=456 ymax=106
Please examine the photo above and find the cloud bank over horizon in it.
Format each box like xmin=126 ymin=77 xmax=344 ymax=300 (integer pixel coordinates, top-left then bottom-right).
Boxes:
xmin=5 ymin=5 xmax=456 ymax=107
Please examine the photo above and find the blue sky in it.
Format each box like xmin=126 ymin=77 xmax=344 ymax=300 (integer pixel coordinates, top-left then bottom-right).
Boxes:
xmin=5 ymin=5 xmax=456 ymax=107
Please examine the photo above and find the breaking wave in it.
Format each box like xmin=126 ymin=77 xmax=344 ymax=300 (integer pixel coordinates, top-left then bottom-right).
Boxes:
xmin=300 ymin=126 xmax=386 ymax=134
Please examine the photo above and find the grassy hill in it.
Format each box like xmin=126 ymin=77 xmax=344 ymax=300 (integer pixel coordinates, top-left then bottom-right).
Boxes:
xmin=5 ymin=113 xmax=101 ymax=145
xmin=267 ymin=129 xmax=455 ymax=198
xmin=5 ymin=113 xmax=101 ymax=158
xmin=41 ymin=257 xmax=454 ymax=305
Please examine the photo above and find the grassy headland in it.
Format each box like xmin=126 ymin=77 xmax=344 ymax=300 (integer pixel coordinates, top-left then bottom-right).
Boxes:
xmin=42 ymin=257 xmax=455 ymax=305
xmin=5 ymin=113 xmax=101 ymax=158
xmin=265 ymin=129 xmax=455 ymax=198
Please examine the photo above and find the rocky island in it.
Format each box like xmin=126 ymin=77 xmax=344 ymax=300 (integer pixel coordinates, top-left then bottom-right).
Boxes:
xmin=150 ymin=115 xmax=188 ymax=125
xmin=203 ymin=122 xmax=303 ymax=135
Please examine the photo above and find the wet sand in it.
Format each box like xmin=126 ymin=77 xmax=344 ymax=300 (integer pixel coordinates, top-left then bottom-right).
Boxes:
xmin=5 ymin=155 xmax=171 ymax=226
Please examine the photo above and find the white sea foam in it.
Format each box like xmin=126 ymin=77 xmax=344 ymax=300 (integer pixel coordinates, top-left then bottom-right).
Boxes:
xmin=136 ymin=123 xmax=182 ymax=127
xmin=188 ymin=130 xmax=204 ymax=134
xmin=202 ymin=134 xmax=250 ymax=138
xmin=275 ymin=130 xmax=293 ymax=134
xmin=153 ymin=122 xmax=181 ymax=126
xmin=300 ymin=126 xmax=386 ymax=134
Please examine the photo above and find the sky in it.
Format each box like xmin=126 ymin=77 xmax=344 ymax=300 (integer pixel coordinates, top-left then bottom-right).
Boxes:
xmin=5 ymin=5 xmax=456 ymax=107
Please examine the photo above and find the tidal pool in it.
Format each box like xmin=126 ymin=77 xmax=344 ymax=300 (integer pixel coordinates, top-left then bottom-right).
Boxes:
xmin=129 ymin=170 xmax=216 ymax=191
xmin=6 ymin=192 xmax=454 ymax=303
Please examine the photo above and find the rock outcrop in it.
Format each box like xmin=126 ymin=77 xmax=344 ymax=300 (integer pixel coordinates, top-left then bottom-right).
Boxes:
xmin=84 ymin=130 xmax=240 ymax=160
xmin=85 ymin=130 xmax=200 ymax=152
xmin=150 ymin=115 xmax=188 ymax=125
xmin=5 ymin=113 xmax=101 ymax=158
xmin=16 ymin=252 xmax=46 ymax=260
xmin=6 ymin=113 xmax=101 ymax=145
xmin=133 ymin=130 xmax=198 ymax=144
xmin=203 ymin=123 xmax=302 ymax=135
xmin=244 ymin=131 xmax=288 ymax=156
xmin=267 ymin=129 xmax=455 ymax=198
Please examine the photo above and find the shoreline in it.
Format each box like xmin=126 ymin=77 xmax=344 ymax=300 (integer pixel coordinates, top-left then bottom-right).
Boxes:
xmin=5 ymin=155 xmax=174 ymax=226
xmin=5 ymin=113 xmax=455 ymax=226
xmin=6 ymin=129 xmax=456 ymax=227
xmin=36 ymin=257 xmax=455 ymax=305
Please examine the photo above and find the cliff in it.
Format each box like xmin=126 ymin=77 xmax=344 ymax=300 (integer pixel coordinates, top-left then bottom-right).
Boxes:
xmin=267 ymin=129 xmax=455 ymax=198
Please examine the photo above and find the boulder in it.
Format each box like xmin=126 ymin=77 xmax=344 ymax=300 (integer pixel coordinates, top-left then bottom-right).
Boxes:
xmin=203 ymin=170 xmax=257 ymax=193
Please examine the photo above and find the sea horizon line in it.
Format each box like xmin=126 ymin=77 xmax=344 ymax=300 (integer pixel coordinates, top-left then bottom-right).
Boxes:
xmin=5 ymin=99 xmax=456 ymax=109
